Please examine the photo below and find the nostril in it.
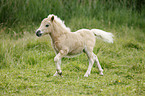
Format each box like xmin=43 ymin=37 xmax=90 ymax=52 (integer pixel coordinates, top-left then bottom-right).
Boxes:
xmin=36 ymin=30 xmax=42 ymax=37
xmin=36 ymin=30 xmax=41 ymax=33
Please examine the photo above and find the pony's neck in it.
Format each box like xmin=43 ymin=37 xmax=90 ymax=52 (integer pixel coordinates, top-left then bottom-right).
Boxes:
xmin=49 ymin=22 xmax=69 ymax=43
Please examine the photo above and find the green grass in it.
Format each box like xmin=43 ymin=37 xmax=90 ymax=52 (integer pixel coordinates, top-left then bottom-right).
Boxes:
xmin=0 ymin=16 xmax=145 ymax=95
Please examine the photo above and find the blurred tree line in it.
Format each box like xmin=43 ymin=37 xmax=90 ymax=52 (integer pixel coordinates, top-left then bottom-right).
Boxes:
xmin=0 ymin=0 xmax=144 ymax=27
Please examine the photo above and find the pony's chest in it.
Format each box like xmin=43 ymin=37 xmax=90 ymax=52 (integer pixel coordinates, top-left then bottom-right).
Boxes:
xmin=52 ymin=42 xmax=61 ymax=53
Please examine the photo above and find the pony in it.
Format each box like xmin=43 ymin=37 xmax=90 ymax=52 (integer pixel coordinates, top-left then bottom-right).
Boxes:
xmin=36 ymin=14 xmax=114 ymax=77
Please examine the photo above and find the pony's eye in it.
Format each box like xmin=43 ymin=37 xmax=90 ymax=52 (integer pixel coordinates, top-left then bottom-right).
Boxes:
xmin=46 ymin=24 xmax=49 ymax=27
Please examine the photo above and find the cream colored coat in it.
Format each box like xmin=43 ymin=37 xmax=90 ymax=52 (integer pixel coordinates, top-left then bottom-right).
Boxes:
xmin=36 ymin=14 xmax=114 ymax=77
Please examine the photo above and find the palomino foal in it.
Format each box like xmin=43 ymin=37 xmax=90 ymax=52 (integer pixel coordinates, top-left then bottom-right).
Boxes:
xmin=36 ymin=14 xmax=113 ymax=77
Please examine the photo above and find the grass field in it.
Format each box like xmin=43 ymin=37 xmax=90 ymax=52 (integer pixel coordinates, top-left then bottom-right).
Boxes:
xmin=0 ymin=0 xmax=145 ymax=95
xmin=0 ymin=16 xmax=145 ymax=95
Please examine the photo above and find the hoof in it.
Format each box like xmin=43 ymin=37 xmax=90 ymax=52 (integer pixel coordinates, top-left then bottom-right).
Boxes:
xmin=56 ymin=69 xmax=62 ymax=76
xmin=53 ymin=72 xmax=63 ymax=77
xmin=84 ymin=74 xmax=89 ymax=77
xmin=53 ymin=71 xmax=59 ymax=76
xmin=53 ymin=74 xmax=58 ymax=76
xmin=58 ymin=72 xmax=62 ymax=76
xmin=53 ymin=73 xmax=58 ymax=76
xmin=100 ymin=72 xmax=104 ymax=76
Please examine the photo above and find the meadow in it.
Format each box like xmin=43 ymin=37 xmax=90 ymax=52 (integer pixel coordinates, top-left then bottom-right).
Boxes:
xmin=0 ymin=0 xmax=145 ymax=95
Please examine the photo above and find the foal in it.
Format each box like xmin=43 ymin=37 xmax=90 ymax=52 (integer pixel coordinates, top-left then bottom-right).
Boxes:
xmin=36 ymin=14 xmax=114 ymax=77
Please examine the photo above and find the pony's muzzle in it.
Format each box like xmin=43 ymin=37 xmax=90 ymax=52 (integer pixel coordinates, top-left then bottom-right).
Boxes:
xmin=36 ymin=30 xmax=42 ymax=37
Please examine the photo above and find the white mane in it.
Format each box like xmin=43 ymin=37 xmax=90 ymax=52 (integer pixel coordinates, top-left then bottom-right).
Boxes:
xmin=48 ymin=14 xmax=71 ymax=32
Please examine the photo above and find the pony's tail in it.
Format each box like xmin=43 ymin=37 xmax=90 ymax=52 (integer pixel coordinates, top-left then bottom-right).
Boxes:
xmin=91 ymin=29 xmax=114 ymax=43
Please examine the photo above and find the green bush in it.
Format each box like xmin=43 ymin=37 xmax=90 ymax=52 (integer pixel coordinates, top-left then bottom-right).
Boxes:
xmin=0 ymin=0 xmax=144 ymax=29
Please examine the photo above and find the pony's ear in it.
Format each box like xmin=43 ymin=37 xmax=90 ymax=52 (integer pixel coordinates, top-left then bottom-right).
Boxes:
xmin=51 ymin=16 xmax=54 ymax=22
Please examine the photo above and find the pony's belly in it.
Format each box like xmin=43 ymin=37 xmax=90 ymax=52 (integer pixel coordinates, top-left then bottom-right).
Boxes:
xmin=67 ymin=47 xmax=84 ymax=56
xmin=65 ymin=52 xmax=83 ymax=58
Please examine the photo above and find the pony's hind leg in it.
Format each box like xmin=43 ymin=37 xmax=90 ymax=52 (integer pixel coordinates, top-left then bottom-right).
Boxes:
xmin=93 ymin=53 xmax=103 ymax=75
xmin=84 ymin=51 xmax=95 ymax=77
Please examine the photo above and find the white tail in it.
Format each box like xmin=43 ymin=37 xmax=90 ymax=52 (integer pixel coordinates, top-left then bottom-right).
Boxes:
xmin=91 ymin=29 xmax=114 ymax=43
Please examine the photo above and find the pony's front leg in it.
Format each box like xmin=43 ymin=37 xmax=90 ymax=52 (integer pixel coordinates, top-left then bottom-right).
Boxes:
xmin=53 ymin=49 xmax=68 ymax=76
xmin=54 ymin=53 xmax=62 ymax=76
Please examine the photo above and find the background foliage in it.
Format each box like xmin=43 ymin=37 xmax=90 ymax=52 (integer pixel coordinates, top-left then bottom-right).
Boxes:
xmin=0 ymin=0 xmax=145 ymax=28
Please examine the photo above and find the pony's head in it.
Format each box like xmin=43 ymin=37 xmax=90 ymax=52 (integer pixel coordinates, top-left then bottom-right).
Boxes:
xmin=36 ymin=14 xmax=71 ymax=37
xmin=36 ymin=15 xmax=55 ymax=37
